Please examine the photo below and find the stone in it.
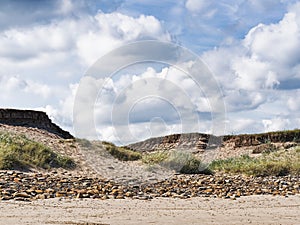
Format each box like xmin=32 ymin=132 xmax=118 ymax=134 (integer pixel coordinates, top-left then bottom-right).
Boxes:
xmin=1 ymin=196 xmax=13 ymax=201
xmin=14 ymin=197 xmax=31 ymax=201
xmin=13 ymin=192 xmax=31 ymax=198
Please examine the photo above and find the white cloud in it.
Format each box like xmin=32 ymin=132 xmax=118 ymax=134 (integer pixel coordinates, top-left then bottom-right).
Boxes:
xmin=1 ymin=0 xmax=299 ymax=143
xmin=244 ymin=13 xmax=300 ymax=66
xmin=0 ymin=9 xmax=172 ymax=140
xmin=58 ymin=0 xmax=74 ymax=15
xmin=232 ymin=57 xmax=280 ymax=90
xmin=69 ymin=63 xmax=217 ymax=144
xmin=287 ymin=91 xmax=300 ymax=111
xmin=200 ymin=2 xmax=300 ymax=135
xmin=0 ymin=11 xmax=171 ymax=78
xmin=24 ymin=80 xmax=52 ymax=98
xmin=263 ymin=118 xmax=290 ymax=132
xmin=76 ymin=12 xmax=171 ymax=65
xmin=0 ymin=21 xmax=74 ymax=61
xmin=185 ymin=0 xmax=209 ymax=13
xmin=0 ymin=75 xmax=52 ymax=98
xmin=226 ymin=118 xmax=258 ymax=135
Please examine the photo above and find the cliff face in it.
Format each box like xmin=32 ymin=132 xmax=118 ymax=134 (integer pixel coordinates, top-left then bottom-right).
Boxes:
xmin=127 ymin=130 xmax=300 ymax=153
xmin=223 ymin=130 xmax=300 ymax=147
xmin=0 ymin=109 xmax=73 ymax=139
xmin=127 ymin=133 xmax=220 ymax=153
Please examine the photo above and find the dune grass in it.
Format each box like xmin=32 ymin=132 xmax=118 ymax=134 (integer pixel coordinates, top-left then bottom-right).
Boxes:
xmin=142 ymin=151 xmax=169 ymax=164
xmin=142 ymin=150 xmax=212 ymax=174
xmin=102 ymin=141 xmax=142 ymax=161
xmin=0 ymin=131 xmax=75 ymax=170
xmin=209 ymin=147 xmax=300 ymax=176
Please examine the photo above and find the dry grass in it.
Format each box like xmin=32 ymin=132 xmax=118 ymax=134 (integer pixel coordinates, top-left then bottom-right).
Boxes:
xmin=142 ymin=150 xmax=212 ymax=174
xmin=209 ymin=147 xmax=300 ymax=176
xmin=142 ymin=151 xmax=169 ymax=164
xmin=0 ymin=131 xmax=75 ymax=170
xmin=102 ymin=141 xmax=142 ymax=161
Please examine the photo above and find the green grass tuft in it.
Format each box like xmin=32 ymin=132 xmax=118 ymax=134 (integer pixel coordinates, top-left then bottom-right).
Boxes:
xmin=0 ymin=131 xmax=75 ymax=170
xmin=142 ymin=150 xmax=212 ymax=174
xmin=142 ymin=151 xmax=169 ymax=164
xmin=209 ymin=147 xmax=300 ymax=176
xmin=102 ymin=142 xmax=142 ymax=161
xmin=163 ymin=151 xmax=212 ymax=174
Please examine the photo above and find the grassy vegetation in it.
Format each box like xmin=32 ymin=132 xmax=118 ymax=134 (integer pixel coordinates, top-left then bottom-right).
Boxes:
xmin=76 ymin=138 xmax=94 ymax=149
xmin=79 ymin=136 xmax=300 ymax=177
xmin=142 ymin=150 xmax=212 ymax=174
xmin=223 ymin=129 xmax=300 ymax=143
xmin=209 ymin=147 xmax=300 ymax=176
xmin=0 ymin=131 xmax=75 ymax=170
xmin=102 ymin=141 xmax=142 ymax=161
xmin=142 ymin=151 xmax=169 ymax=164
xmin=162 ymin=151 xmax=212 ymax=174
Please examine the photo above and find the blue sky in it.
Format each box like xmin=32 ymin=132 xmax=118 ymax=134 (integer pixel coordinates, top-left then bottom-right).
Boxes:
xmin=0 ymin=0 xmax=300 ymax=144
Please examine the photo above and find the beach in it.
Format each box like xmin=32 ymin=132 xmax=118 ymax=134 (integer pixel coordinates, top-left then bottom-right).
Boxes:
xmin=1 ymin=195 xmax=299 ymax=225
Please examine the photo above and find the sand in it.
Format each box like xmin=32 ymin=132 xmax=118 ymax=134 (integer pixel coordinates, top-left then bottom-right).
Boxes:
xmin=0 ymin=195 xmax=299 ymax=225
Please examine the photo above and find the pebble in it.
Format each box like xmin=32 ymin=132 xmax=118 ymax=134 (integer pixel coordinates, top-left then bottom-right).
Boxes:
xmin=0 ymin=171 xmax=299 ymax=201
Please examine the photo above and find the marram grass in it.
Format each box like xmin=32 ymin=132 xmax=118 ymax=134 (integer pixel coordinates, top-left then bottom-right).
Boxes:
xmin=0 ymin=131 xmax=75 ymax=170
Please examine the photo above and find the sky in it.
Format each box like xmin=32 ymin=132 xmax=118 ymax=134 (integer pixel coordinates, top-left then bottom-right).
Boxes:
xmin=1 ymin=0 xmax=300 ymax=145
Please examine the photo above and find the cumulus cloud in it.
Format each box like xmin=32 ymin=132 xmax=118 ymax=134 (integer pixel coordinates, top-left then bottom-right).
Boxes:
xmin=0 ymin=74 xmax=55 ymax=110
xmin=1 ymin=0 xmax=300 ymax=143
xmin=0 ymin=8 xmax=172 ymax=140
xmin=263 ymin=118 xmax=291 ymax=132
xmin=244 ymin=14 xmax=300 ymax=67
xmin=201 ymin=2 xmax=300 ymax=134
xmin=77 ymin=12 xmax=171 ymax=65
xmin=64 ymin=1 xmax=300 ymax=141
xmin=70 ymin=63 xmax=217 ymax=144
xmin=0 ymin=75 xmax=53 ymax=98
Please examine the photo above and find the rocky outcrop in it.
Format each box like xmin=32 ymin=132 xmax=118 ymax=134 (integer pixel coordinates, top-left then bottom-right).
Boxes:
xmin=223 ymin=130 xmax=300 ymax=147
xmin=127 ymin=133 xmax=221 ymax=153
xmin=127 ymin=130 xmax=300 ymax=153
xmin=0 ymin=109 xmax=73 ymax=139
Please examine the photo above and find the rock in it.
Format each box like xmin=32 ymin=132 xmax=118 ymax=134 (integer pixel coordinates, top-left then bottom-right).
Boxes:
xmin=0 ymin=109 xmax=73 ymax=139
xmin=14 ymin=197 xmax=31 ymax=201
xmin=101 ymin=195 xmax=109 ymax=200
xmin=45 ymin=188 xmax=55 ymax=193
xmin=1 ymin=196 xmax=13 ymax=201
xmin=0 ymin=170 xmax=299 ymax=202
xmin=125 ymin=192 xmax=133 ymax=197
xmin=13 ymin=192 xmax=31 ymax=198
xmin=35 ymin=194 xmax=46 ymax=200
xmin=55 ymin=192 xmax=67 ymax=198
xmin=34 ymin=190 xmax=44 ymax=194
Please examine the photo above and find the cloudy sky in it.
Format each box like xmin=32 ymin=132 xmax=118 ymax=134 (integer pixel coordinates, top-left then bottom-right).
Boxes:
xmin=1 ymin=0 xmax=300 ymax=144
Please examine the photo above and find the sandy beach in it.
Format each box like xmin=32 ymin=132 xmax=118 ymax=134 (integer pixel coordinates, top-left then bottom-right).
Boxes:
xmin=0 ymin=195 xmax=299 ymax=225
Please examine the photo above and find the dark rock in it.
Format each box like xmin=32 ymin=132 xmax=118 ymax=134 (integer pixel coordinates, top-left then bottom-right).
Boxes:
xmin=0 ymin=108 xmax=73 ymax=139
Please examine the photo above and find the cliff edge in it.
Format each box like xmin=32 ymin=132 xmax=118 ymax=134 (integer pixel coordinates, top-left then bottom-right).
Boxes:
xmin=0 ymin=108 xmax=73 ymax=139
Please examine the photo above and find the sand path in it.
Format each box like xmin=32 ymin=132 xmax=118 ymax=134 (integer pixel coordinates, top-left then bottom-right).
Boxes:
xmin=0 ymin=195 xmax=299 ymax=225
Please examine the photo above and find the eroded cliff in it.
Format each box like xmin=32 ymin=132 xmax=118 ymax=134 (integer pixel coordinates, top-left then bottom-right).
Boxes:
xmin=0 ymin=109 xmax=73 ymax=139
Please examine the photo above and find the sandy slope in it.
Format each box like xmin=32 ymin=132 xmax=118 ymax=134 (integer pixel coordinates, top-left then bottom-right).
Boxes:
xmin=0 ymin=195 xmax=299 ymax=225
